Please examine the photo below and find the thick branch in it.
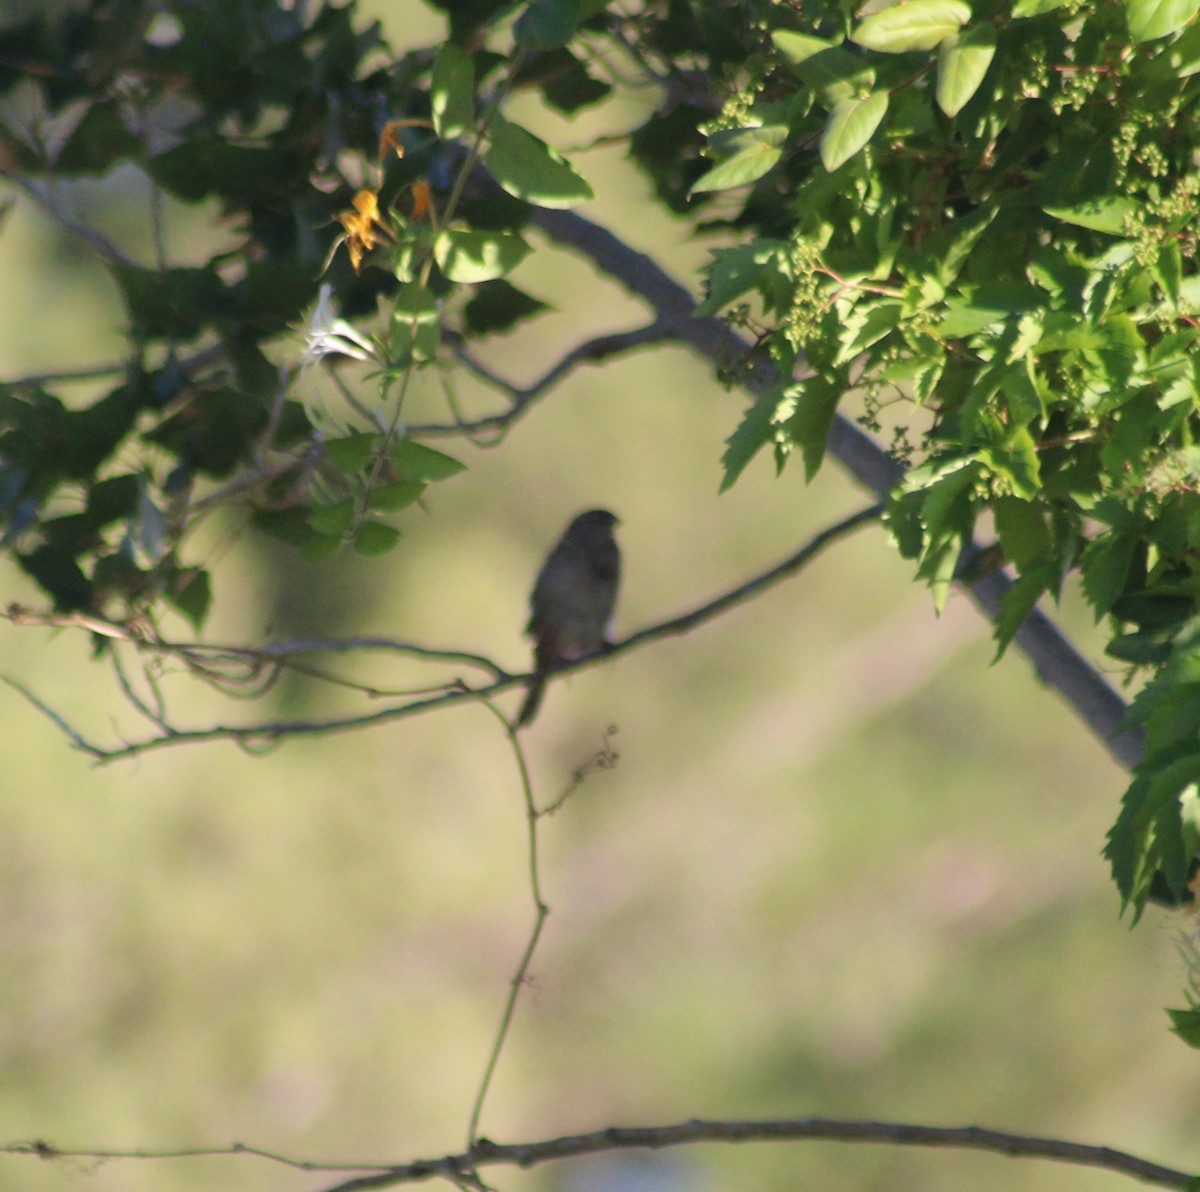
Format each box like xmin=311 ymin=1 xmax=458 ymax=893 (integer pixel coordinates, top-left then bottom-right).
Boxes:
xmin=525 ymin=208 xmax=1142 ymax=772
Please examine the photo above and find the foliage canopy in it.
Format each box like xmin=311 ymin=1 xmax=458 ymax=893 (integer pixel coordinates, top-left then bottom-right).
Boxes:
xmin=4 ymin=0 xmax=1200 ymax=1010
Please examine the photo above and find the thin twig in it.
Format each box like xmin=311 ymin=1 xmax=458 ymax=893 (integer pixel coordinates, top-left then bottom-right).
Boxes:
xmin=0 ymin=677 xmax=109 ymax=760
xmin=463 ymin=701 xmax=548 ymax=1150
xmin=5 ymin=1118 xmax=1192 ymax=1190
xmin=415 ymin=323 xmax=669 ymax=438
xmin=0 ymin=165 xmax=134 ymax=268
xmin=2 ymin=505 xmax=880 ymax=762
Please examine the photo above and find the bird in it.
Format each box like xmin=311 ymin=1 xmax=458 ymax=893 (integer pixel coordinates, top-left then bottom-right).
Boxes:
xmin=517 ymin=508 xmax=620 ymax=728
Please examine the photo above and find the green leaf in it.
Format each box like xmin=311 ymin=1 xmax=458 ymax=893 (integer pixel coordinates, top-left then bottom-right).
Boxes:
xmin=1107 ymin=746 xmax=1200 ymax=910
xmin=463 ymin=280 xmax=549 ymax=335
xmin=820 ymin=91 xmax=889 ymax=171
xmin=434 ymin=227 xmax=530 ymax=282
xmin=431 ymin=43 xmax=474 ymax=139
xmin=484 ymin=116 xmax=593 ymax=208
xmin=1167 ymin=1007 xmax=1200 ymax=1048
xmin=993 ymin=496 xmax=1051 ymax=572
xmin=993 ymin=563 xmax=1055 ymax=659
xmin=166 ymin=567 xmax=211 ymax=631
xmin=696 ymin=240 xmax=790 ymax=316
xmin=1081 ymin=530 xmax=1138 ymax=618
xmin=720 ymin=387 xmax=785 ymax=491
xmin=367 ymin=480 xmax=426 ymax=512
xmin=352 ymin=521 xmax=403 ymax=556
xmin=771 ymin=31 xmax=875 ymax=103
xmin=389 ymin=440 xmax=466 ymax=482
xmin=980 ymin=427 xmax=1041 ymax=498
xmin=1012 ymin=0 xmax=1067 ymax=12
xmin=391 ymin=282 xmax=440 ymax=362
xmin=1043 ymin=198 xmax=1138 ymax=234
xmin=56 ymin=99 xmax=141 ymax=174
xmin=852 ymin=0 xmax=971 ymax=53
xmin=936 ymin=23 xmax=996 ymax=117
xmin=308 ymin=499 xmax=356 ymax=536
xmin=1125 ymin=0 xmax=1200 ymax=42
xmin=324 ymin=432 xmax=378 ymax=472
xmin=515 ymin=0 xmax=583 ymax=49
xmin=776 ymin=374 xmax=846 ymax=480
xmin=690 ymin=125 xmax=787 ymax=194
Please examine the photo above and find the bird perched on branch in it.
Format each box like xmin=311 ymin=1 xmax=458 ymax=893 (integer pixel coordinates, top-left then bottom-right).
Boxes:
xmin=517 ymin=509 xmax=621 ymax=728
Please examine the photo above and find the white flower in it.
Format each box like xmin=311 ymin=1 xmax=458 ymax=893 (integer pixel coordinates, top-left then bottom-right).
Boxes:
xmin=302 ymin=284 xmax=380 ymax=365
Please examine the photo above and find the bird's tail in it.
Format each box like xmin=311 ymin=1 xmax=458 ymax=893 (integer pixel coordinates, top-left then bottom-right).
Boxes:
xmin=516 ymin=676 xmax=546 ymax=728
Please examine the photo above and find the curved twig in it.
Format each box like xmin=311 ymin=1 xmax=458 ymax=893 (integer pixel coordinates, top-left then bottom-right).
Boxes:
xmin=416 ymin=323 xmax=671 ymax=437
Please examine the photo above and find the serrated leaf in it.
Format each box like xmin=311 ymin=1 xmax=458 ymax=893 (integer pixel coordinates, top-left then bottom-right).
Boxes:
xmin=980 ymin=426 xmax=1041 ymax=499
xmin=1081 ymin=530 xmax=1138 ymax=619
xmin=993 ymin=496 xmax=1051 ymax=572
xmin=776 ymin=374 xmax=845 ymax=479
xmin=993 ymin=563 xmax=1054 ymax=660
xmin=852 ymin=0 xmax=971 ymax=53
xmin=389 ymin=440 xmax=466 ymax=482
xmin=690 ymin=125 xmax=787 ymax=194
xmin=1044 ymin=197 xmax=1137 ymax=234
xmin=352 ymin=521 xmax=403 ymax=556
xmin=820 ymin=90 xmax=889 ymax=171
xmin=936 ymin=23 xmax=996 ymax=116
xmin=1125 ymin=0 xmax=1200 ymax=42
xmin=484 ymin=116 xmax=593 ymax=208
xmin=434 ymin=227 xmax=530 ymax=282
xmin=720 ymin=387 xmax=784 ymax=491
xmin=431 ymin=43 xmax=474 ymax=139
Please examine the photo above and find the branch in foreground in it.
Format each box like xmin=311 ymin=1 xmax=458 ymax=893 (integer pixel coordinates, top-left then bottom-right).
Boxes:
xmin=6 ymin=1117 xmax=1192 ymax=1191
xmin=2 ymin=506 xmax=880 ymax=761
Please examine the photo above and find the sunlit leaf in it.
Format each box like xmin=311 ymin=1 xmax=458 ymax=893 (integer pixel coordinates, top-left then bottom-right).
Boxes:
xmin=852 ymin=0 xmax=971 ymax=52
xmin=820 ymin=91 xmax=889 ymax=171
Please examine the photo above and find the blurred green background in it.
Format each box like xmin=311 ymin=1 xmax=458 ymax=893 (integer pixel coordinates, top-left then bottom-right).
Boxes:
xmin=0 ymin=4 xmax=1197 ymax=1191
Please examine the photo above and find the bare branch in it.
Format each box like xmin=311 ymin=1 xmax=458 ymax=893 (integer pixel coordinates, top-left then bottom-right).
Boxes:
xmin=463 ymin=702 xmax=548 ymax=1149
xmin=0 ymin=677 xmax=110 ymax=760
xmin=0 ymin=165 xmax=135 ymax=269
xmin=3 ymin=507 xmax=879 ymax=762
xmin=7 ymin=1117 xmax=1189 ymax=1190
xmin=412 ymin=323 xmax=670 ymax=438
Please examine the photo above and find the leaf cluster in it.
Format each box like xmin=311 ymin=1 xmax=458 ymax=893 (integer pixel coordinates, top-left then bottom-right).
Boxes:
xmin=673 ymin=0 xmax=1200 ymax=915
xmin=6 ymin=0 xmax=1200 ymax=927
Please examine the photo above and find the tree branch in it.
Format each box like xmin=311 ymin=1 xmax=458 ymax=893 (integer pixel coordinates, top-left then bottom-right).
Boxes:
xmin=0 ymin=165 xmax=135 ymax=269
xmin=417 ymin=323 xmax=671 ymax=438
xmin=2 ymin=506 xmax=880 ymax=761
xmin=525 ymin=207 xmax=1142 ymax=772
xmin=6 ymin=1117 xmax=1191 ymax=1190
